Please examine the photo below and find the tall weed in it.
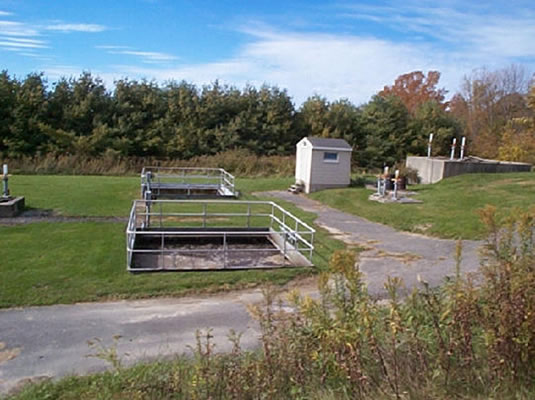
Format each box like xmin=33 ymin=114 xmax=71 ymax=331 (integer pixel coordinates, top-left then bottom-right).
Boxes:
xmin=1 ymin=149 xmax=295 ymax=177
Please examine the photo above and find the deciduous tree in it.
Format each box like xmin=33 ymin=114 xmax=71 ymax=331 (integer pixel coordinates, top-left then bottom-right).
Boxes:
xmin=452 ymin=65 xmax=532 ymax=158
xmin=379 ymin=71 xmax=447 ymax=114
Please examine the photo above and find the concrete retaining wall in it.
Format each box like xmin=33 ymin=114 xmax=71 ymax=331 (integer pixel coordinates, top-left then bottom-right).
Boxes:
xmin=406 ymin=156 xmax=532 ymax=184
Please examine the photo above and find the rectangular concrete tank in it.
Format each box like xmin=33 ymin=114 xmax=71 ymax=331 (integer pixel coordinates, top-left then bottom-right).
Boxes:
xmin=406 ymin=156 xmax=532 ymax=184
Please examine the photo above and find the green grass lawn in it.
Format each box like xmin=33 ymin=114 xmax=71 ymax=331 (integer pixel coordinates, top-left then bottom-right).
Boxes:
xmin=5 ymin=171 xmax=532 ymax=307
xmin=310 ymin=172 xmax=535 ymax=240
xmin=9 ymin=175 xmax=293 ymax=216
xmin=1 ymin=174 xmax=345 ymax=308
xmin=0 ymin=222 xmax=317 ymax=308
xmin=10 ymin=175 xmax=140 ymax=216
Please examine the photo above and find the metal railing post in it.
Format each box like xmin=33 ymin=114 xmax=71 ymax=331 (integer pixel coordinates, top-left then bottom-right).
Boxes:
xmin=161 ymin=231 xmax=165 ymax=268
xmin=159 ymin=201 xmax=163 ymax=228
xmin=145 ymin=200 xmax=151 ymax=228
xmin=223 ymin=232 xmax=227 ymax=269
xmin=283 ymin=231 xmax=287 ymax=266
xmin=309 ymin=232 xmax=314 ymax=260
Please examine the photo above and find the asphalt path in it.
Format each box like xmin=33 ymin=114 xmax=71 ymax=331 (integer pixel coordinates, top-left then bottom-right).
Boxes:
xmin=0 ymin=192 xmax=484 ymax=394
xmin=265 ymin=191 xmax=483 ymax=295
xmin=0 ymin=291 xmax=268 ymax=394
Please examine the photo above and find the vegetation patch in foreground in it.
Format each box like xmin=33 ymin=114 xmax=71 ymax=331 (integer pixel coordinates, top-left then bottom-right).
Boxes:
xmin=9 ymin=207 xmax=535 ymax=399
xmin=310 ymin=172 xmax=535 ymax=239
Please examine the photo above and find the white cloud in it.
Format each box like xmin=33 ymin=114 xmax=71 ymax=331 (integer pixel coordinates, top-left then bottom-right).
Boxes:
xmin=340 ymin=3 xmax=535 ymax=60
xmin=45 ymin=23 xmax=107 ymax=33
xmin=114 ymin=50 xmax=177 ymax=63
xmin=0 ymin=11 xmax=12 ymax=16
xmin=0 ymin=17 xmax=109 ymax=57
xmin=0 ymin=39 xmax=47 ymax=49
xmin=0 ymin=20 xmax=39 ymax=37
xmin=99 ymin=46 xmax=178 ymax=64
xmin=1 ymin=36 xmax=46 ymax=46
xmin=34 ymin=3 xmax=535 ymax=106
xmin=43 ymin=65 xmax=88 ymax=79
xmin=106 ymin=30 xmax=454 ymax=105
xmin=95 ymin=45 xmax=131 ymax=50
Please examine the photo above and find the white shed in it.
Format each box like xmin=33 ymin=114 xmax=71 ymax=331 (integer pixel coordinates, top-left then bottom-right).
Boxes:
xmin=295 ymin=137 xmax=352 ymax=193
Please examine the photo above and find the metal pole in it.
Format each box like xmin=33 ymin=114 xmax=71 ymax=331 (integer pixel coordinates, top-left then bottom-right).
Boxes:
xmin=450 ymin=137 xmax=457 ymax=160
xmin=376 ymin=176 xmax=381 ymax=196
xmin=2 ymin=164 xmax=9 ymax=198
xmin=427 ymin=133 xmax=433 ymax=158
xmin=310 ymin=232 xmax=314 ymax=260
xmin=146 ymin=171 xmax=152 ymax=197
xmin=381 ymin=166 xmax=389 ymax=197
xmin=460 ymin=136 xmax=466 ymax=160
xmin=393 ymin=170 xmax=399 ymax=200
xmin=144 ymin=195 xmax=152 ymax=228
xmin=161 ymin=232 xmax=165 ymax=268
xmin=223 ymin=232 xmax=227 ymax=269
xmin=283 ymin=231 xmax=287 ymax=266
xmin=158 ymin=199 xmax=162 ymax=228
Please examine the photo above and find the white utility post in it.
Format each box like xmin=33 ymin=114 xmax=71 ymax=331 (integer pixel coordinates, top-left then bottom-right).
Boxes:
xmin=2 ymin=164 xmax=9 ymax=198
xmin=393 ymin=169 xmax=400 ymax=200
xmin=450 ymin=138 xmax=457 ymax=160
xmin=460 ymin=136 xmax=466 ymax=160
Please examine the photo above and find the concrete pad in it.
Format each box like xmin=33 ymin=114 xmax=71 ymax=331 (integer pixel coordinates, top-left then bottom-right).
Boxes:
xmin=0 ymin=197 xmax=25 ymax=218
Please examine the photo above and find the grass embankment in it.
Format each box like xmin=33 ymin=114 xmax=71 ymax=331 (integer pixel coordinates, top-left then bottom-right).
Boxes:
xmin=1 ymin=176 xmax=343 ymax=308
xmin=311 ymin=172 xmax=535 ymax=240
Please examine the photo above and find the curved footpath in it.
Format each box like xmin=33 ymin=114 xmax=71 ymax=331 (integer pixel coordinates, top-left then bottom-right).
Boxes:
xmin=0 ymin=192 xmax=483 ymax=394
xmin=264 ymin=191 xmax=483 ymax=295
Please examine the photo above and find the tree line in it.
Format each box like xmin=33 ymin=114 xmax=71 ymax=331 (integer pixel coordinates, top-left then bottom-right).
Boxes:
xmin=0 ymin=66 xmax=533 ymax=169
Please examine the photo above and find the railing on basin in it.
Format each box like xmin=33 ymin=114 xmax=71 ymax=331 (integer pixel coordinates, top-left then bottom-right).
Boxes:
xmin=126 ymin=199 xmax=315 ymax=271
xmin=140 ymin=167 xmax=236 ymax=198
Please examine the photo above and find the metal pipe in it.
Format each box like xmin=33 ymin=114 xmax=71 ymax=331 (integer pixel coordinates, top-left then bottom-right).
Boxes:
xmin=460 ymin=136 xmax=466 ymax=160
xmin=450 ymin=137 xmax=457 ymax=160
xmin=393 ymin=169 xmax=399 ymax=200
xmin=2 ymin=164 xmax=9 ymax=198
xmin=223 ymin=233 xmax=227 ymax=269
xmin=381 ymin=166 xmax=389 ymax=197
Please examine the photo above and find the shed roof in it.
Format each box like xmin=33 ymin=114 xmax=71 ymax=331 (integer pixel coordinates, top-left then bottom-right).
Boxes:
xmin=305 ymin=137 xmax=352 ymax=150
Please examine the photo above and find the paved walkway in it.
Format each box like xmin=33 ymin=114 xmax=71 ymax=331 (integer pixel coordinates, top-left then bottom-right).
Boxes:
xmin=264 ymin=191 xmax=483 ymax=295
xmin=0 ymin=291 xmax=267 ymax=394
xmin=0 ymin=192 xmax=484 ymax=394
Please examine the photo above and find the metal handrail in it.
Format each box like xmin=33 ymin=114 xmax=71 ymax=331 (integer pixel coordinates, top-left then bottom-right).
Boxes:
xmin=126 ymin=199 xmax=315 ymax=270
xmin=141 ymin=167 xmax=236 ymax=198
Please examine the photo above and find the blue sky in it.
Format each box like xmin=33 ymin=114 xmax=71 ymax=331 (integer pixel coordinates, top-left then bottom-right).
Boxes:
xmin=1 ymin=0 xmax=534 ymax=105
